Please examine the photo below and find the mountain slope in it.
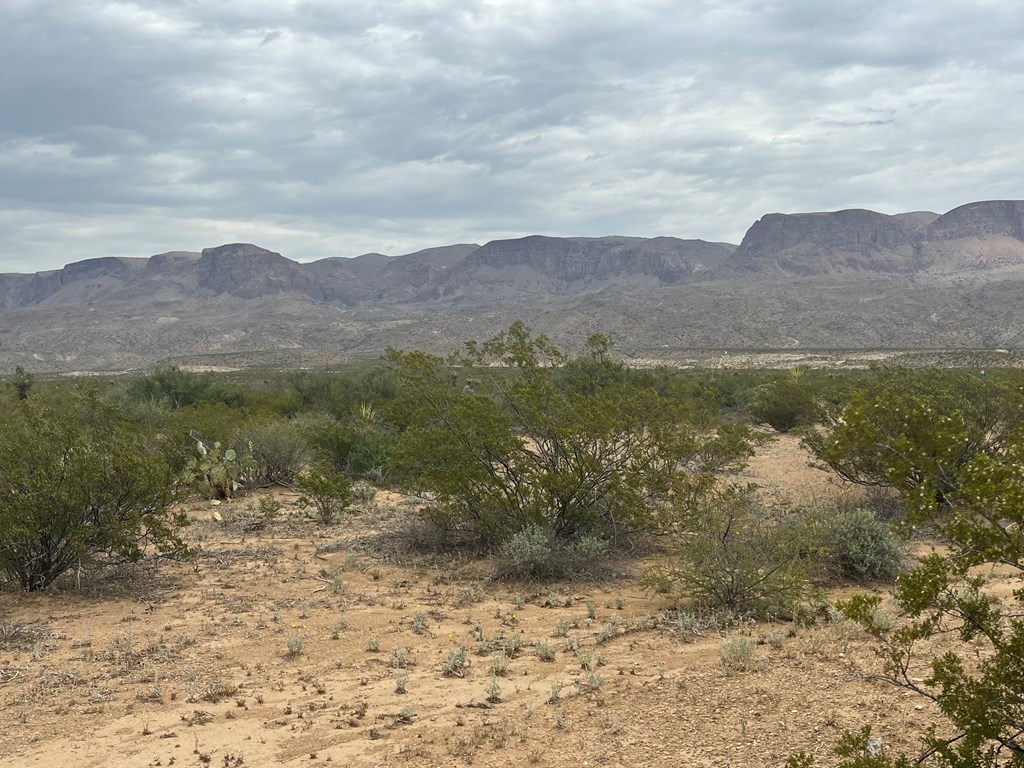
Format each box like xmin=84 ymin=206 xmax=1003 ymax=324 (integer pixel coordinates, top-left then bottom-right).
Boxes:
xmin=1 ymin=200 xmax=1023 ymax=372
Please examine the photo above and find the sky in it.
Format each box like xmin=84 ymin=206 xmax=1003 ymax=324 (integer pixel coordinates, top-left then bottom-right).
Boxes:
xmin=1 ymin=0 xmax=1022 ymax=273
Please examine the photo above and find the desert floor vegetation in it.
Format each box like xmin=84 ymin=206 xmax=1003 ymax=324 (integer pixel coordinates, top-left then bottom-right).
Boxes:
xmin=0 ymin=435 xmax=989 ymax=768
xmin=4 ymin=334 xmax=1024 ymax=766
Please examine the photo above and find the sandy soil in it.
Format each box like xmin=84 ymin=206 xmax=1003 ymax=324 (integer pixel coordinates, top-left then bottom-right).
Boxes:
xmin=0 ymin=437 xmax=987 ymax=767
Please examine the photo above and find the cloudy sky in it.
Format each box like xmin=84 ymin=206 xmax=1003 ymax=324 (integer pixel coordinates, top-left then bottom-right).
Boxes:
xmin=1 ymin=0 xmax=1022 ymax=272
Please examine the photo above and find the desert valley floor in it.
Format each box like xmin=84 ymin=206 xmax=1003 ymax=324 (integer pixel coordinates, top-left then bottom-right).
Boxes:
xmin=0 ymin=436 xmax=982 ymax=767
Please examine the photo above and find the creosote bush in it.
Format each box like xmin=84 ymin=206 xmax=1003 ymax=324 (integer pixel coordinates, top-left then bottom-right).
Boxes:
xmin=239 ymin=417 xmax=314 ymax=487
xmin=295 ymin=464 xmax=353 ymax=525
xmin=0 ymin=392 xmax=189 ymax=590
xmin=748 ymin=367 xmax=820 ymax=433
xmin=803 ymin=367 xmax=1024 ymax=505
xmin=792 ymin=374 xmax=1024 ymax=767
xmin=389 ymin=323 xmax=752 ymax=562
xmin=647 ymin=479 xmax=813 ymax=619
xmin=311 ymin=419 xmax=397 ymax=479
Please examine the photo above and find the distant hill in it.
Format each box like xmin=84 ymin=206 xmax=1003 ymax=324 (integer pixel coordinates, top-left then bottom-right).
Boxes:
xmin=2 ymin=200 xmax=1023 ymax=372
xmin=728 ymin=208 xmax=938 ymax=276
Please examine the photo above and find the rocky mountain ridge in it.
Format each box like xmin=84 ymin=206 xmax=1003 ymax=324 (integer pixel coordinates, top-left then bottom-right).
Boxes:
xmin=0 ymin=236 xmax=737 ymax=310
xmin=2 ymin=199 xmax=1023 ymax=371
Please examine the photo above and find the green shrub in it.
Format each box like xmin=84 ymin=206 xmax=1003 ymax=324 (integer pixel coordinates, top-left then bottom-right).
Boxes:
xmin=9 ymin=365 xmax=33 ymax=401
xmin=126 ymin=366 xmax=247 ymax=410
xmin=161 ymin=402 xmax=254 ymax=469
xmin=311 ymin=420 xmax=396 ymax=479
xmin=310 ymin=420 xmax=355 ymax=471
xmin=240 ymin=418 xmax=313 ymax=487
xmin=295 ymin=464 xmax=353 ymax=524
xmin=233 ymin=496 xmax=284 ymax=532
xmin=647 ymin=481 xmax=813 ymax=619
xmin=492 ymin=525 xmax=611 ymax=580
xmin=802 ymin=367 xmax=1023 ymax=504
xmin=817 ymin=508 xmax=903 ymax=583
xmin=0 ymin=395 xmax=188 ymax=590
xmin=389 ymin=324 xmax=743 ymax=550
xmin=748 ymin=370 xmax=820 ymax=433
xmin=797 ymin=378 xmax=1024 ymax=768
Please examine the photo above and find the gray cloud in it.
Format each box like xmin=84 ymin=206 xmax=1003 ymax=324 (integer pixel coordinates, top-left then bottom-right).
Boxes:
xmin=1 ymin=0 xmax=1023 ymax=271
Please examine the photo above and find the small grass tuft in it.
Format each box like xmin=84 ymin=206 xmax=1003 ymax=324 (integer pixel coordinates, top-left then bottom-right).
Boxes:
xmin=285 ymin=635 xmax=305 ymax=657
xmin=442 ymin=645 xmax=468 ymax=678
xmin=719 ymin=636 xmax=760 ymax=672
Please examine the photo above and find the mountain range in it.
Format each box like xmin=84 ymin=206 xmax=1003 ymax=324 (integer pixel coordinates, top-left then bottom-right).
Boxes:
xmin=2 ymin=200 xmax=1023 ymax=372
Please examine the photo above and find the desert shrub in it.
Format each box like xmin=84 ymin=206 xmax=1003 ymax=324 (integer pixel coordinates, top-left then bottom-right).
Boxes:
xmin=295 ymin=463 xmax=353 ymax=524
xmin=288 ymin=366 xmax=397 ymax=419
xmin=855 ymin=485 xmax=906 ymax=522
xmin=287 ymin=370 xmax=339 ymax=413
xmin=350 ymin=480 xmax=378 ymax=506
xmin=494 ymin=526 xmax=548 ymax=573
xmin=389 ymin=324 xmax=745 ymax=550
xmin=310 ymin=420 xmax=355 ymax=471
xmin=748 ymin=368 xmax=820 ymax=433
xmin=160 ymin=402 xmax=255 ymax=470
xmin=346 ymin=427 xmax=396 ymax=478
xmin=491 ymin=525 xmax=611 ymax=580
xmin=311 ymin=420 xmax=396 ymax=479
xmin=285 ymin=635 xmax=305 ymax=657
xmin=104 ymin=387 xmax=169 ymax=427
xmin=9 ymin=365 xmax=33 ymax=401
xmin=0 ymin=395 xmax=188 ymax=590
xmin=220 ymin=496 xmax=284 ymax=534
xmin=693 ymin=370 xmax=764 ymax=414
xmin=126 ymin=365 xmax=247 ymax=410
xmin=648 ymin=480 xmax=813 ymax=619
xmin=239 ymin=417 xmax=315 ymax=487
xmin=803 ymin=367 xmax=1024 ymax=505
xmin=441 ymin=645 xmax=468 ymax=677
xmin=719 ymin=635 xmax=759 ymax=672
xmin=817 ymin=508 xmax=903 ymax=584
xmin=553 ymin=333 xmax=629 ymax=396
xmin=794 ymin=385 xmax=1024 ymax=767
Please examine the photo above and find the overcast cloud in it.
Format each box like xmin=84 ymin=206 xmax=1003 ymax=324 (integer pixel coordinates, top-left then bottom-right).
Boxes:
xmin=1 ymin=0 xmax=1022 ymax=271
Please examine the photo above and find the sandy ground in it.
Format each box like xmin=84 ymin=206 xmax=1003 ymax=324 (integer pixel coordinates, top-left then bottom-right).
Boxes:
xmin=0 ymin=436 xmax=984 ymax=767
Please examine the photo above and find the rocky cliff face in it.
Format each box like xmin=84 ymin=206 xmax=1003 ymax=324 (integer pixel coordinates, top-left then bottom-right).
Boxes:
xmin=729 ymin=201 xmax=1024 ymax=278
xmin=926 ymin=200 xmax=1024 ymax=240
xmin=302 ymin=244 xmax=481 ymax=305
xmin=145 ymin=251 xmax=200 ymax=274
xmin=729 ymin=209 xmax=937 ymax=275
xmin=461 ymin=235 xmax=732 ymax=284
xmin=429 ymin=235 xmax=735 ymax=301
xmin=196 ymin=244 xmax=321 ymax=300
xmin=0 ymin=274 xmax=32 ymax=311
xmin=0 ymin=257 xmax=149 ymax=309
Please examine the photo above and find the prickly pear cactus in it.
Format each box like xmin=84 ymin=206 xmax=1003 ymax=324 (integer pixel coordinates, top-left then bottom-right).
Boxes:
xmin=185 ymin=438 xmax=251 ymax=499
